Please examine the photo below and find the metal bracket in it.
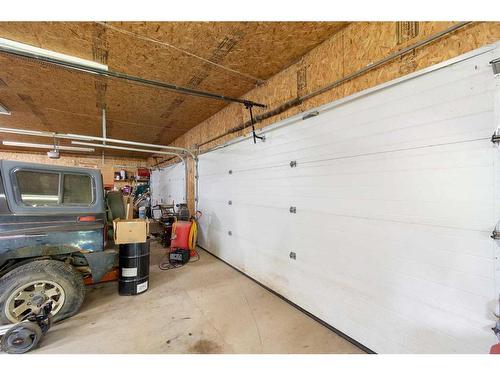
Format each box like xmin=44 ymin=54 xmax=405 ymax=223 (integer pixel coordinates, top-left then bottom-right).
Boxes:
xmin=491 ymin=133 xmax=500 ymax=144
xmin=228 ymin=200 xmax=232 ymax=205
xmin=290 ymin=160 xmax=297 ymax=168
xmin=245 ymin=102 xmax=265 ymax=144
xmin=289 ymin=251 xmax=297 ymax=260
xmin=302 ymin=111 xmax=319 ymax=120
xmin=490 ymin=58 xmax=500 ymax=75
xmin=289 ymin=206 xmax=297 ymax=214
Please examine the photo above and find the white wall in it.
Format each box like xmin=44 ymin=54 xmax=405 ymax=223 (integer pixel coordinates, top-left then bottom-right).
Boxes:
xmin=197 ymin=44 xmax=500 ymax=353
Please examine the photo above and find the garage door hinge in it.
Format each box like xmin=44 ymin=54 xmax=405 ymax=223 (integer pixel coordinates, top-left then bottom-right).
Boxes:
xmin=492 ymin=230 xmax=500 ymax=240
xmin=490 ymin=58 xmax=500 ymax=75
xmin=491 ymin=133 xmax=500 ymax=144
xmin=303 ymin=111 xmax=319 ymax=120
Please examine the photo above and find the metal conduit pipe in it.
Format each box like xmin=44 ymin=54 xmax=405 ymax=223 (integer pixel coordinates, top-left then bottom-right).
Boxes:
xmin=0 ymin=43 xmax=266 ymax=109
xmin=0 ymin=126 xmax=196 ymax=159
xmin=196 ymin=21 xmax=473 ymax=149
xmin=71 ymin=140 xmax=185 ymax=159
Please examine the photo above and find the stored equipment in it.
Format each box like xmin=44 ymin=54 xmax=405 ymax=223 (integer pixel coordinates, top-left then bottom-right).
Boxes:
xmin=171 ymin=217 xmax=199 ymax=257
xmin=169 ymin=249 xmax=190 ymax=265
xmin=171 ymin=221 xmax=192 ymax=250
xmin=159 ymin=217 xmax=175 ymax=248
xmin=159 ymin=211 xmax=201 ymax=270
xmin=0 ymin=301 xmax=53 ymax=354
xmin=176 ymin=203 xmax=190 ymax=221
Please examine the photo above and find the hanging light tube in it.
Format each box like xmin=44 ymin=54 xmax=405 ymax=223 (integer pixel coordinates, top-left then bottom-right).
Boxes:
xmin=0 ymin=37 xmax=108 ymax=72
xmin=1 ymin=140 xmax=94 ymax=152
xmin=0 ymin=102 xmax=11 ymax=116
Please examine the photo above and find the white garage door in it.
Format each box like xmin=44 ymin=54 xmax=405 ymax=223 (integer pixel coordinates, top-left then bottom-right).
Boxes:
xmin=197 ymin=44 xmax=500 ymax=353
xmin=150 ymin=162 xmax=187 ymax=206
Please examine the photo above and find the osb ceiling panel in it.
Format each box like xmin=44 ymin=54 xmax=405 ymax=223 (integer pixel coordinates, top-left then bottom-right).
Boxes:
xmin=0 ymin=21 xmax=347 ymax=156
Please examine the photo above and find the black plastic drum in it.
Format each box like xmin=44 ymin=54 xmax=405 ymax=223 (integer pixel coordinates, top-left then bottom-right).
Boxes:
xmin=118 ymin=241 xmax=150 ymax=295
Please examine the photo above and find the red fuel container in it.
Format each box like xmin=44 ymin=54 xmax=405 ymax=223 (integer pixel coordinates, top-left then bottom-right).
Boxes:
xmin=170 ymin=220 xmax=192 ymax=250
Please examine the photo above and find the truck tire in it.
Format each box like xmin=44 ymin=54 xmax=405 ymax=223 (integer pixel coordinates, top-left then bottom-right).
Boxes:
xmin=0 ymin=260 xmax=85 ymax=324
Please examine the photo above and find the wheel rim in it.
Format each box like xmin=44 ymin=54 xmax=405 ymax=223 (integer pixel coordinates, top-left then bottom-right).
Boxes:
xmin=5 ymin=280 xmax=65 ymax=323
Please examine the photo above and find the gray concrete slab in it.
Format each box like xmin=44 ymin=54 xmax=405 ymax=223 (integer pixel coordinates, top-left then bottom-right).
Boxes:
xmin=35 ymin=243 xmax=364 ymax=354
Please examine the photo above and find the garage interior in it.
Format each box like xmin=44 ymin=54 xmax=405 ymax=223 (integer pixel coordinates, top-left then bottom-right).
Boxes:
xmin=0 ymin=20 xmax=500 ymax=355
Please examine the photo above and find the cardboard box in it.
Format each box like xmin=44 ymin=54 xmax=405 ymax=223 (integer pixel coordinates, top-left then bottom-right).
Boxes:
xmin=113 ymin=218 xmax=149 ymax=244
xmin=121 ymin=195 xmax=134 ymax=219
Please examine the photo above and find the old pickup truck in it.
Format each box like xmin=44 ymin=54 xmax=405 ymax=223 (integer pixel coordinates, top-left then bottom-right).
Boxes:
xmin=0 ymin=160 xmax=116 ymax=324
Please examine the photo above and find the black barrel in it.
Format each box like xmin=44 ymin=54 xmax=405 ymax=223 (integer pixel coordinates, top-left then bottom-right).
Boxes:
xmin=118 ymin=241 xmax=150 ymax=295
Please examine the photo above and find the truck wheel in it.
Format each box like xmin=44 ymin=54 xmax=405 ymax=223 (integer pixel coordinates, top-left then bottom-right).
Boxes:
xmin=0 ymin=260 xmax=85 ymax=324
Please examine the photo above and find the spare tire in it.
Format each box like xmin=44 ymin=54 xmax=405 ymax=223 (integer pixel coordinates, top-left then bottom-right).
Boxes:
xmin=0 ymin=260 xmax=85 ymax=324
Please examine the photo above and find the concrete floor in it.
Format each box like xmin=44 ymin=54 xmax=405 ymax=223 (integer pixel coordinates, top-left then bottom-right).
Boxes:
xmin=35 ymin=242 xmax=364 ymax=354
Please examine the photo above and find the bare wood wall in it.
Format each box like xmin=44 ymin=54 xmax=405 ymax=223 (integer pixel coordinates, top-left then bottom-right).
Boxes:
xmin=0 ymin=150 xmax=147 ymax=170
xmin=148 ymin=21 xmax=500 ymax=212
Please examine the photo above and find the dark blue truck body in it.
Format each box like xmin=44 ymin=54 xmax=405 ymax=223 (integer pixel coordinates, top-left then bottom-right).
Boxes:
xmin=0 ymin=160 xmax=114 ymax=281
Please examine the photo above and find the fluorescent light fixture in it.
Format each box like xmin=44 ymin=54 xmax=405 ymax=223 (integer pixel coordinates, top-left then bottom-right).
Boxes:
xmin=0 ymin=37 xmax=108 ymax=72
xmin=0 ymin=102 xmax=10 ymax=115
xmin=2 ymin=141 xmax=94 ymax=152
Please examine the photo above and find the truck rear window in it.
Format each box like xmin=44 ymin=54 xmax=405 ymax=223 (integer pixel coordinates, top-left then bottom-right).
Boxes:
xmin=16 ymin=170 xmax=60 ymax=206
xmin=14 ymin=170 xmax=94 ymax=207
xmin=63 ymin=173 xmax=92 ymax=204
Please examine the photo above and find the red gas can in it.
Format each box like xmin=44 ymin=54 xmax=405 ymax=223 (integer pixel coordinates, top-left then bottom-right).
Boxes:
xmin=490 ymin=343 xmax=500 ymax=354
xmin=171 ymin=221 xmax=192 ymax=250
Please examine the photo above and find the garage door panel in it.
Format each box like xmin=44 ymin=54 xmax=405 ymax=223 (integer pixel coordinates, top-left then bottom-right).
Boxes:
xmin=227 ymin=138 xmax=493 ymax=181
xmin=217 ymin=200 xmax=494 ymax=263
xmin=200 ymin=203 xmax=493 ymax=332
xmin=220 ymin=59 xmax=493 ymax=165
xmin=217 ymin=78 xmax=494 ymax=169
xmin=150 ymin=162 xmax=186 ymax=205
xmin=206 ymin=200 xmax=494 ymax=315
xmin=197 ymin=46 xmax=500 ymax=353
xmin=215 ymin=145 xmax=495 ymax=231
xmin=311 ymin=273 xmax=488 ymax=354
xmin=210 ymin=107 xmax=493 ymax=173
